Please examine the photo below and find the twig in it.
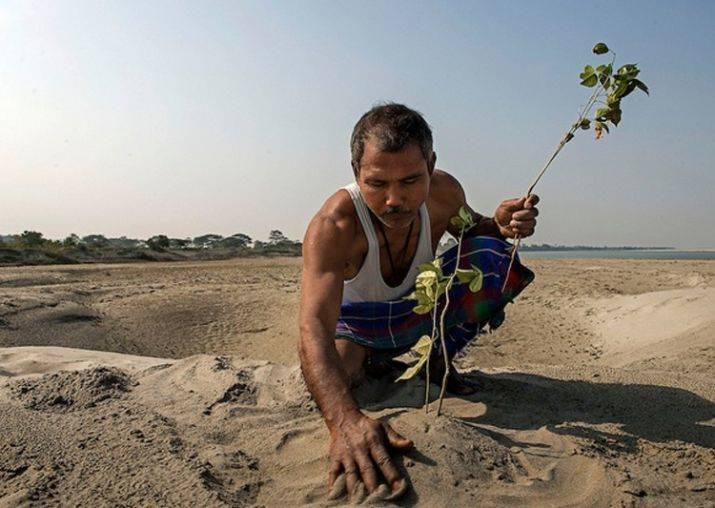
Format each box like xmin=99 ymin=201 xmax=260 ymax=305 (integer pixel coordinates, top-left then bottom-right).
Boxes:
xmin=436 ymin=224 xmax=466 ymax=416
xmin=424 ymin=304 xmax=438 ymax=413
xmin=501 ymin=82 xmax=606 ymax=293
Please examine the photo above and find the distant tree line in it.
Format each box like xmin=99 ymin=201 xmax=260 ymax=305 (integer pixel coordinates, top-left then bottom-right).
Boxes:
xmin=521 ymin=243 xmax=673 ymax=251
xmin=2 ymin=233 xmax=673 ymax=255
xmin=0 ymin=230 xmax=302 ymax=256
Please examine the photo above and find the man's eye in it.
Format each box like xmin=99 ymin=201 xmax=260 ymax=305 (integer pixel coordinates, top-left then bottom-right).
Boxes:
xmin=368 ymin=182 xmax=385 ymax=188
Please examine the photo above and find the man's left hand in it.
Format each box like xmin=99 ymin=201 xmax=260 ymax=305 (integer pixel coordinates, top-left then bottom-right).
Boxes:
xmin=494 ymin=195 xmax=539 ymax=238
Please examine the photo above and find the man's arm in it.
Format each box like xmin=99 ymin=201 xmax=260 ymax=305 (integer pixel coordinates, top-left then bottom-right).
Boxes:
xmin=435 ymin=171 xmax=539 ymax=239
xmin=298 ymin=205 xmax=411 ymax=501
xmin=298 ymin=210 xmax=360 ymax=426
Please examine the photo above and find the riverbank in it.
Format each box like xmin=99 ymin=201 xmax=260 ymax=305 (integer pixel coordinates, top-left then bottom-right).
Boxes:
xmin=1 ymin=258 xmax=713 ymax=506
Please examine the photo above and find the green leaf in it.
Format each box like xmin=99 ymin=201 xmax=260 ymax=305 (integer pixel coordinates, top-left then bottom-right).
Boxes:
xmin=579 ymin=118 xmax=591 ymax=130
xmin=396 ymin=335 xmax=433 ymax=381
xmin=416 ymin=270 xmax=438 ymax=286
xmin=612 ymin=80 xmax=629 ymax=98
xmin=396 ymin=349 xmax=430 ymax=381
xmin=610 ymin=107 xmax=622 ymax=126
xmin=592 ymin=42 xmax=609 ymax=55
xmin=596 ymin=63 xmax=613 ymax=85
xmin=619 ymin=81 xmax=639 ymax=99
xmin=579 ymin=65 xmax=595 ymax=79
xmin=458 ymin=206 xmax=473 ymax=226
xmin=580 ymin=74 xmax=598 ymax=87
xmin=606 ymin=95 xmax=620 ymax=108
xmin=456 ymin=268 xmax=474 ymax=283
xmin=617 ymin=64 xmax=640 ymax=80
xmin=595 ymin=107 xmax=611 ymax=120
xmin=633 ymin=79 xmax=649 ymax=95
xmin=411 ymin=335 xmax=433 ymax=356
xmin=417 ymin=262 xmax=438 ymax=274
xmin=450 ymin=216 xmax=465 ymax=228
xmin=409 ymin=289 xmax=431 ymax=306
xmin=469 ymin=272 xmax=483 ymax=292
xmin=417 ymin=259 xmax=443 ymax=279
xmin=413 ymin=304 xmax=433 ymax=315
xmin=468 ymin=266 xmax=483 ymax=292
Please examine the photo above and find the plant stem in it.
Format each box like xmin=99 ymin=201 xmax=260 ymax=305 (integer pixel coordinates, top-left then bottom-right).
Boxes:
xmin=425 ymin=303 xmax=438 ymax=413
xmin=501 ymin=82 xmax=606 ymax=293
xmin=436 ymin=225 xmax=466 ymax=416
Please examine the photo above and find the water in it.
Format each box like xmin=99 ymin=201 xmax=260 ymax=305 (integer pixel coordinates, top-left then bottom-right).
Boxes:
xmin=519 ymin=249 xmax=715 ymax=260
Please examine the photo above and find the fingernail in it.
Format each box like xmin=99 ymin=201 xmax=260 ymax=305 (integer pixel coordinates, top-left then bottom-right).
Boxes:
xmin=327 ymin=474 xmax=346 ymax=500
xmin=366 ymin=484 xmax=390 ymax=503
xmin=351 ymin=481 xmax=366 ymax=503
xmin=386 ymin=479 xmax=408 ymax=500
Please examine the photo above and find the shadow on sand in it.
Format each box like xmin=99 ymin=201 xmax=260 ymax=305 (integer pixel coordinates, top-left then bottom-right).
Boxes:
xmin=455 ymin=370 xmax=715 ymax=452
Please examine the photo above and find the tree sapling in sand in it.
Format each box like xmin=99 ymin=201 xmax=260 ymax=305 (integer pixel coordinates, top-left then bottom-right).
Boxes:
xmin=398 ymin=43 xmax=648 ymax=417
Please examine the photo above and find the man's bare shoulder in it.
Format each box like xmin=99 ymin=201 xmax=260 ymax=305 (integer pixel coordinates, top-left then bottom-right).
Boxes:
xmin=429 ymin=169 xmax=467 ymax=208
xmin=303 ymin=189 xmax=357 ymax=257
xmin=310 ymin=189 xmax=357 ymax=234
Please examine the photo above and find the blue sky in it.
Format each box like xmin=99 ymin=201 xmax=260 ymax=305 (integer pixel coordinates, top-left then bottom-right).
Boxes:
xmin=2 ymin=0 xmax=714 ymax=247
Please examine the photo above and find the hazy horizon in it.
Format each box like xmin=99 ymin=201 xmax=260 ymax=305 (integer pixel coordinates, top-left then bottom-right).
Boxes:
xmin=3 ymin=1 xmax=714 ymax=248
xmin=3 ymin=229 xmax=708 ymax=250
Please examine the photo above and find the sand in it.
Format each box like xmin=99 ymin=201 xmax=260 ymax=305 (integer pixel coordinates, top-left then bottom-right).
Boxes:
xmin=1 ymin=258 xmax=714 ymax=506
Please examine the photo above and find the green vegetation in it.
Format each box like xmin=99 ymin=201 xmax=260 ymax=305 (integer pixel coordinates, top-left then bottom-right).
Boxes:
xmin=402 ymin=207 xmax=484 ymax=415
xmin=502 ymin=42 xmax=649 ymax=288
xmin=0 ymin=230 xmax=301 ymax=266
xmin=521 ymin=244 xmax=672 ymax=251
xmin=399 ymin=42 xmax=648 ymax=417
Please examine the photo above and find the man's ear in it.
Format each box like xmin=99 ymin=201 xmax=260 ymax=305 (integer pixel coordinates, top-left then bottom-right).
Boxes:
xmin=428 ymin=151 xmax=437 ymax=175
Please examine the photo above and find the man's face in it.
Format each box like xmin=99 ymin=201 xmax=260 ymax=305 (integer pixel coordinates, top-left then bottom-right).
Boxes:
xmin=356 ymin=137 xmax=434 ymax=230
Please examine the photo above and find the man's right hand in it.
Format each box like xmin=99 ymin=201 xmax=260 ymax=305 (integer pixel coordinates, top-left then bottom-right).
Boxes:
xmin=299 ymin=203 xmax=413 ymax=501
xmin=327 ymin=410 xmax=413 ymax=502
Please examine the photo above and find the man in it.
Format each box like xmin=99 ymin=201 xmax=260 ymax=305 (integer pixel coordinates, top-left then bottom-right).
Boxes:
xmin=298 ymin=103 xmax=539 ymax=501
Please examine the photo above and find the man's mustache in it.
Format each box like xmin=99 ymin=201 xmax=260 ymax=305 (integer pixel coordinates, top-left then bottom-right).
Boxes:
xmin=383 ymin=206 xmax=410 ymax=216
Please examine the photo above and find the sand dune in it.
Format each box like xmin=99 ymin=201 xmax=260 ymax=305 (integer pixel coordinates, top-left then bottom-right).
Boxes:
xmin=0 ymin=349 xmax=684 ymax=507
xmin=584 ymin=287 xmax=715 ymax=368
xmin=1 ymin=258 xmax=714 ymax=506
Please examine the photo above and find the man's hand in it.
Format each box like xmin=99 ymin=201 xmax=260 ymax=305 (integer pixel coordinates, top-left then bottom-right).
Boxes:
xmin=300 ymin=200 xmax=415 ymax=502
xmin=494 ymin=194 xmax=540 ymax=238
xmin=327 ymin=411 xmax=412 ymax=502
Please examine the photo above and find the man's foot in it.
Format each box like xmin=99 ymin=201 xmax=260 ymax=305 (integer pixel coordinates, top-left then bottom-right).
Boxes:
xmin=426 ymin=356 xmax=479 ymax=395
xmin=364 ymin=357 xmax=408 ymax=378
xmin=444 ymin=368 xmax=479 ymax=395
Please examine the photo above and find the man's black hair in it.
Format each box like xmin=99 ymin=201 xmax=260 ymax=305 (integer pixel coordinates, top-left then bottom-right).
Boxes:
xmin=350 ymin=103 xmax=433 ymax=175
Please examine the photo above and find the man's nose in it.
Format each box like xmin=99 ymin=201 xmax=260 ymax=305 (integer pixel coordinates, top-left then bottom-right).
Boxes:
xmin=385 ymin=190 xmax=405 ymax=208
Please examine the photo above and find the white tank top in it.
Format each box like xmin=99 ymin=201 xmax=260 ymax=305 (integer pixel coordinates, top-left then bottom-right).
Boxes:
xmin=342 ymin=182 xmax=434 ymax=303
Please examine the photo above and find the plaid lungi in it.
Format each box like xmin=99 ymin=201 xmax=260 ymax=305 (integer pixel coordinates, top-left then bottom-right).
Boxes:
xmin=335 ymin=235 xmax=534 ymax=357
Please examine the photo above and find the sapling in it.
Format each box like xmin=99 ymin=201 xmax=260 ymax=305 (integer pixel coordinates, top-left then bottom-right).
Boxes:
xmin=398 ymin=42 xmax=648 ymax=416
xmin=502 ymin=42 xmax=649 ymax=289
xmin=399 ymin=207 xmax=483 ymax=415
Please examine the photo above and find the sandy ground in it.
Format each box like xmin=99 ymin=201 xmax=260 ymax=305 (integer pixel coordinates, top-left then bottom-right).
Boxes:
xmin=1 ymin=258 xmax=713 ymax=507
